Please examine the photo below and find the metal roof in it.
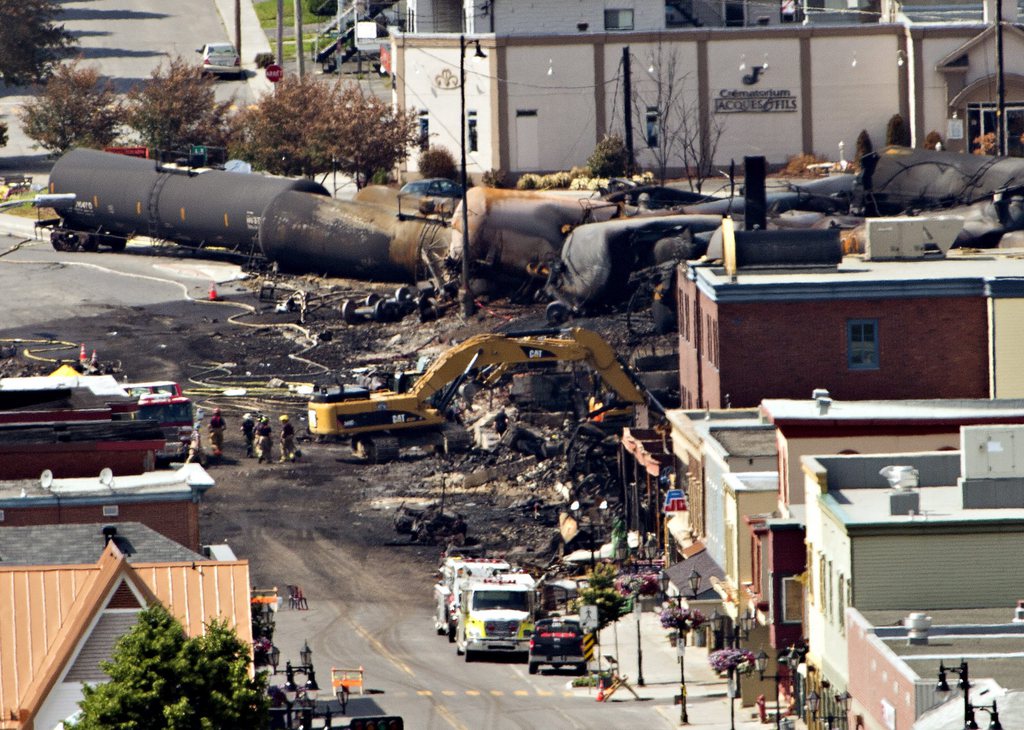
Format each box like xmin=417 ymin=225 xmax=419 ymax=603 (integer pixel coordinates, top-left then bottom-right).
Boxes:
xmin=0 ymin=463 xmax=214 ymax=506
xmin=762 ymin=397 xmax=1024 ymax=423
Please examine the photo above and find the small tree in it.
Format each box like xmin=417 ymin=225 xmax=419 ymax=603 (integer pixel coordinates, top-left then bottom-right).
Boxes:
xmin=418 ymin=146 xmax=459 ymax=180
xmin=330 ymin=82 xmax=420 ymax=188
xmin=231 ymin=74 xmax=335 ymax=177
xmin=587 ymin=135 xmax=629 ymax=178
xmin=885 ymin=113 xmax=911 ymax=147
xmin=574 ymin=562 xmax=628 ymax=631
xmin=853 ymin=129 xmax=873 ymax=170
xmin=76 ymin=603 xmax=268 ymax=729
xmin=124 ymin=57 xmax=234 ymax=154
xmin=0 ymin=0 xmax=75 ymax=87
xmin=0 ymin=119 xmax=7 ymax=149
xmin=21 ymin=60 xmax=123 ymax=154
xmin=923 ymin=130 xmax=944 ymax=150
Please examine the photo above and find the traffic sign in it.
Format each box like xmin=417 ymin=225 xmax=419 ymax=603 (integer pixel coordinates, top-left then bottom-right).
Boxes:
xmin=580 ymin=604 xmax=599 ymax=631
xmin=265 ymin=64 xmax=283 ymax=83
xmin=663 ymin=488 xmax=688 ymax=513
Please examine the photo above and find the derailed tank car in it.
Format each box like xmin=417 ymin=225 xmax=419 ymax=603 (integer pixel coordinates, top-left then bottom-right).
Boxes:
xmin=47 ymin=148 xmax=328 ymax=252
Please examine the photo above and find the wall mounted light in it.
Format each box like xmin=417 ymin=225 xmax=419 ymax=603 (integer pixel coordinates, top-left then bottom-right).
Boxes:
xmin=739 ymin=53 xmax=747 ymax=71
xmin=851 ymin=52 xmax=858 ymax=68
xmin=762 ymin=53 xmax=770 ymax=71
xmin=547 ymin=58 xmax=554 ymax=76
xmin=897 ymin=49 xmax=906 ymax=67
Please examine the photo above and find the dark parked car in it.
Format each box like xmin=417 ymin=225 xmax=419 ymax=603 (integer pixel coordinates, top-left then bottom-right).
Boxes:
xmin=528 ymin=617 xmax=587 ymax=674
xmin=399 ymin=178 xmax=464 ymax=199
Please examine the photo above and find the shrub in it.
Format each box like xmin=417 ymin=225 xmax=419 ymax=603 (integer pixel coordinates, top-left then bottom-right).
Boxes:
xmin=371 ymin=168 xmax=391 ymax=185
xmin=307 ymin=0 xmax=338 ymax=16
xmin=481 ymin=168 xmax=507 ymax=188
xmin=254 ymin=52 xmax=276 ymax=69
xmin=854 ymin=129 xmax=873 ymax=169
xmin=885 ymin=113 xmax=911 ymax=147
xmin=781 ymin=153 xmax=828 ymax=178
xmin=923 ymin=130 xmax=944 ymax=150
xmin=417 ymin=146 xmax=458 ymax=181
xmin=516 ymin=173 xmax=542 ymax=190
xmin=587 ymin=134 xmax=629 ymax=178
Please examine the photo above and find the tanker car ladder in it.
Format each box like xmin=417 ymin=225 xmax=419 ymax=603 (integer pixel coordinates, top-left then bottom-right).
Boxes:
xmin=416 ymin=218 xmax=454 ymax=292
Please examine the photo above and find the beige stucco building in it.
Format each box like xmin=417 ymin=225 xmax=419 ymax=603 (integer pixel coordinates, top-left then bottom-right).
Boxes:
xmin=390 ymin=0 xmax=1024 ymax=178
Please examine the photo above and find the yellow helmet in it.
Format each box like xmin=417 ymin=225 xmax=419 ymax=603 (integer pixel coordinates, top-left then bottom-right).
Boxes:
xmin=279 ymin=414 xmax=289 ymax=422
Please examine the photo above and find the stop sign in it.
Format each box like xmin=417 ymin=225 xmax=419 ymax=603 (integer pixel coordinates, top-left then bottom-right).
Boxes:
xmin=265 ymin=64 xmax=283 ymax=83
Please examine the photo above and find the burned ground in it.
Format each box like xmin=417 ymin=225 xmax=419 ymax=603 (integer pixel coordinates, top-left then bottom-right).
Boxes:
xmin=0 ymin=265 xmax=674 ymax=600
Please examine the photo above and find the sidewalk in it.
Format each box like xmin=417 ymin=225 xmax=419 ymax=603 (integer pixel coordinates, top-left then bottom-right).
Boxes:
xmin=587 ymin=609 xmax=799 ymax=730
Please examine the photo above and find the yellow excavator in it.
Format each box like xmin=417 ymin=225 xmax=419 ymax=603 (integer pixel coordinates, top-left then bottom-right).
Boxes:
xmin=307 ymin=328 xmax=648 ymax=462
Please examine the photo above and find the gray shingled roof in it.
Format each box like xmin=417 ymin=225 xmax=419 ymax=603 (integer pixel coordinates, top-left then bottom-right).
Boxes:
xmin=0 ymin=522 xmax=205 ymax=564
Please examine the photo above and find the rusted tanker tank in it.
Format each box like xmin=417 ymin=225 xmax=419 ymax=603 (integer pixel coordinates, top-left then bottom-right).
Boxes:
xmin=454 ymin=187 xmax=620 ymax=286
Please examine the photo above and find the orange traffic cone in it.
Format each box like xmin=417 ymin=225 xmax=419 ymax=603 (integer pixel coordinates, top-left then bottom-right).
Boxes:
xmin=208 ymin=282 xmax=219 ymax=301
xmin=90 ymin=349 xmax=98 ymax=365
xmin=78 ymin=343 xmax=87 ymax=363
xmin=596 ymin=677 xmax=605 ymax=702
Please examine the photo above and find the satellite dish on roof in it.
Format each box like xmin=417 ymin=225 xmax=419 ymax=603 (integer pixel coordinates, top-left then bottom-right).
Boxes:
xmin=99 ymin=468 xmax=114 ymax=486
xmin=40 ymin=469 xmax=53 ymax=489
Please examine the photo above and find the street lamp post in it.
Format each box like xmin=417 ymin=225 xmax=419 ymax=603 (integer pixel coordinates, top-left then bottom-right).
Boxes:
xmin=277 ymin=641 xmax=320 ymax=729
xmin=459 ymin=35 xmax=486 ymax=317
xmin=806 ymin=688 xmax=851 ymax=730
xmin=935 ymin=660 xmax=1003 ymax=729
xmin=756 ymin=649 xmax=788 ymax=730
xmin=713 ymin=610 xmax=754 ymax=730
xmin=659 ymin=568 xmax=703 ymax=724
xmin=636 ymin=595 xmax=646 ymax=687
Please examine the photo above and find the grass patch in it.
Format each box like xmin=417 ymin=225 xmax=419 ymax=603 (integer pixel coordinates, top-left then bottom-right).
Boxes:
xmin=254 ymin=1 xmax=331 ymax=29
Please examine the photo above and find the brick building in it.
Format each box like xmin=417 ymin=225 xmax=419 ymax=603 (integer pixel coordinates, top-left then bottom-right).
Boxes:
xmin=0 ymin=465 xmax=214 ymax=552
xmin=675 ymin=252 xmax=1024 ymax=409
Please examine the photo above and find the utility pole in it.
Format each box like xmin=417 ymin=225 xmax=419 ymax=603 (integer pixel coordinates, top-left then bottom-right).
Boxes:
xmin=235 ymin=0 xmax=242 ymax=62
xmin=996 ymin=0 xmax=1007 ymax=155
xmin=276 ymin=0 xmax=284 ymax=65
xmin=293 ymin=0 xmax=305 ymax=77
xmin=622 ymin=47 xmax=635 ymax=175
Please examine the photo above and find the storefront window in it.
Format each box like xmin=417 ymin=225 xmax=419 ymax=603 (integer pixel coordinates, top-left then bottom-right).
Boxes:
xmin=968 ymin=102 xmax=1024 ymax=156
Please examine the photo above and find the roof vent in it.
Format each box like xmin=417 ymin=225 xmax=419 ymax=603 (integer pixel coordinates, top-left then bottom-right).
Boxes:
xmin=880 ymin=465 xmax=919 ymax=490
xmin=904 ymin=612 xmax=932 ymax=645
xmin=812 ymin=389 xmax=832 ymax=415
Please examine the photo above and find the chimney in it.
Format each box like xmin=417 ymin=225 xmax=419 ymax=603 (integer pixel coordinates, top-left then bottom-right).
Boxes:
xmin=102 ymin=525 xmax=118 ymax=546
xmin=812 ymin=388 xmax=832 ymax=415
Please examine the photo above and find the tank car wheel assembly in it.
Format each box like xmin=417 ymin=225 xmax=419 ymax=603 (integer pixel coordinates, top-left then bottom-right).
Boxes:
xmin=50 ymin=230 xmax=82 ymax=252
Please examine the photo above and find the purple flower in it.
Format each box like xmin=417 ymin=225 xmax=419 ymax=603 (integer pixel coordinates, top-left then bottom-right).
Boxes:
xmin=708 ymin=648 xmax=757 ymax=674
xmin=659 ymin=606 xmax=706 ymax=631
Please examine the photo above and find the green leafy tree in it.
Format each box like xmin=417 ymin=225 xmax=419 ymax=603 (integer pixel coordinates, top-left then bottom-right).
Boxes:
xmin=21 ymin=60 xmax=122 ymax=154
xmin=77 ymin=604 xmax=267 ymax=729
xmin=124 ymin=57 xmax=234 ymax=154
xmin=574 ymin=562 xmax=628 ymax=631
xmin=587 ymin=135 xmax=629 ymax=178
xmin=0 ymin=0 xmax=75 ymax=87
xmin=0 ymin=119 xmax=7 ymax=149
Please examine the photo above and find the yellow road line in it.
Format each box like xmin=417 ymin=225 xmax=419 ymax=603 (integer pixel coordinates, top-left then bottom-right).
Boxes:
xmin=417 ymin=690 xmax=433 ymax=696
xmin=489 ymin=689 xmax=504 ymax=696
xmin=465 ymin=690 xmax=481 ymax=696
xmin=351 ymin=623 xmax=415 ymax=677
xmin=513 ymin=689 xmax=529 ymax=696
xmin=442 ymin=690 xmax=457 ymax=696
xmin=562 ymin=691 xmax=574 ymax=697
xmin=537 ymin=689 xmax=554 ymax=697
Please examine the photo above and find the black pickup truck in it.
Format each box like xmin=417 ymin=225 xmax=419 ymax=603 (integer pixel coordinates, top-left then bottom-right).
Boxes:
xmin=528 ymin=617 xmax=587 ymax=674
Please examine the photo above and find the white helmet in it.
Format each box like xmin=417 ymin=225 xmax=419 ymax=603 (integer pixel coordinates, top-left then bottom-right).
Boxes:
xmin=243 ymin=413 xmax=253 ymax=421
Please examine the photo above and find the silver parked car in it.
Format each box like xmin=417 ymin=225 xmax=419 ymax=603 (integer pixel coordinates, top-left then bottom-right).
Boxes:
xmin=196 ymin=43 xmax=242 ymax=79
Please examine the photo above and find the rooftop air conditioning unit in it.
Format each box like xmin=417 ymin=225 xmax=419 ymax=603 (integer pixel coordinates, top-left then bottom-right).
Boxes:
xmin=864 ymin=217 xmax=963 ymax=260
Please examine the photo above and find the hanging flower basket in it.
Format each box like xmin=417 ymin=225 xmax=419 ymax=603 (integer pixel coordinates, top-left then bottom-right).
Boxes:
xmin=708 ymin=648 xmax=757 ymax=675
xmin=659 ymin=606 xmax=707 ymax=633
xmin=615 ymin=572 xmax=660 ymax=597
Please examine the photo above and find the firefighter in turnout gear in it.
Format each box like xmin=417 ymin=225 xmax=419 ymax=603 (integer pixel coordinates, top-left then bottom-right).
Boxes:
xmin=279 ymin=414 xmax=296 ymax=462
xmin=255 ymin=416 xmax=273 ymax=463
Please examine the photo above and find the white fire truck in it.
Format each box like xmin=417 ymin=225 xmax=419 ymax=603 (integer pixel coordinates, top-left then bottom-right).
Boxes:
xmin=453 ymin=572 xmax=537 ymax=661
xmin=433 ymin=556 xmax=511 ymax=642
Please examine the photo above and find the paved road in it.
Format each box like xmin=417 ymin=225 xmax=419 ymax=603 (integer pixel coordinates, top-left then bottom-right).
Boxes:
xmin=0 ymin=0 xmax=260 ymax=172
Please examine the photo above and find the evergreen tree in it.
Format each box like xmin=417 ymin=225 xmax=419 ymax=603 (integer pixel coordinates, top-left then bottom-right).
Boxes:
xmin=575 ymin=562 xmax=628 ymax=631
xmin=77 ymin=604 xmax=268 ymax=729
